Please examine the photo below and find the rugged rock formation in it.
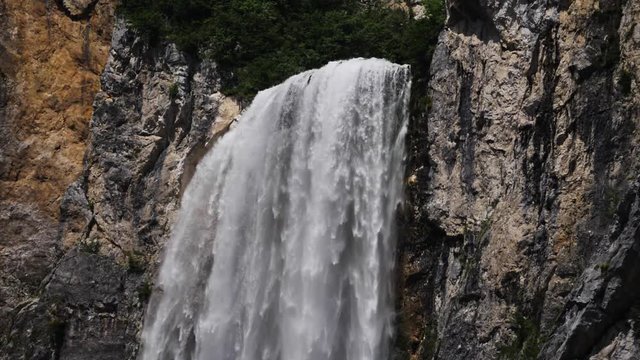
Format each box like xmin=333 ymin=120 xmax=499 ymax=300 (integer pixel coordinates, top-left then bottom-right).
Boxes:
xmin=1 ymin=18 xmax=240 ymax=359
xmin=0 ymin=0 xmax=115 ymax=353
xmin=399 ymin=0 xmax=640 ymax=359
xmin=2 ymin=0 xmax=639 ymax=359
xmin=61 ymin=0 xmax=100 ymax=19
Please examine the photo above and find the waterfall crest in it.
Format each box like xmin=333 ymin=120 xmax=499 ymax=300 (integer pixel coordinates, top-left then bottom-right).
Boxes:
xmin=141 ymin=58 xmax=411 ymax=360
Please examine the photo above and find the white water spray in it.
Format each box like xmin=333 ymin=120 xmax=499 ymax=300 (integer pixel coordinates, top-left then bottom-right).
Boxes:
xmin=141 ymin=58 xmax=410 ymax=360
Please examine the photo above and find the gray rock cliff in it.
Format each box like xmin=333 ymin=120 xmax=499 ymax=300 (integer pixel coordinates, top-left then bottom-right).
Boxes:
xmin=399 ymin=0 xmax=640 ymax=359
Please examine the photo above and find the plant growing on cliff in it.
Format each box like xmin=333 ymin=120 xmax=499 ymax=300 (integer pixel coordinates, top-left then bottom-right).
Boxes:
xmin=118 ymin=0 xmax=445 ymax=99
xmin=597 ymin=261 xmax=611 ymax=273
xmin=603 ymin=183 xmax=622 ymax=220
xmin=498 ymin=312 xmax=542 ymax=360
xmin=619 ymin=69 xmax=633 ymax=96
xmin=138 ymin=279 xmax=154 ymax=302
xmin=169 ymin=82 xmax=180 ymax=100
xmin=47 ymin=301 xmax=67 ymax=358
xmin=79 ymin=238 xmax=101 ymax=254
xmin=126 ymin=250 xmax=147 ymax=274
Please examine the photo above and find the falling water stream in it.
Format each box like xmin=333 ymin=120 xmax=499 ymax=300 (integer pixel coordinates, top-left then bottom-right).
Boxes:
xmin=141 ymin=58 xmax=411 ymax=360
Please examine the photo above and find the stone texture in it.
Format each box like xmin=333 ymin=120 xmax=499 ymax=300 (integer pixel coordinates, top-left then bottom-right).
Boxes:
xmin=398 ymin=0 xmax=640 ymax=359
xmin=61 ymin=0 xmax=99 ymax=18
xmin=2 ymin=0 xmax=640 ymax=358
xmin=0 ymin=0 xmax=115 ymax=354
xmin=1 ymin=18 xmax=240 ymax=359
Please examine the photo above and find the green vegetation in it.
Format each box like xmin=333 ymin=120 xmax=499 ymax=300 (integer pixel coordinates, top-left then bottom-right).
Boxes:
xmin=603 ymin=183 xmax=622 ymax=220
xmin=498 ymin=312 xmax=542 ymax=360
xmin=620 ymin=69 xmax=633 ymax=96
xmin=79 ymin=239 xmax=101 ymax=254
xmin=119 ymin=0 xmax=445 ymax=99
xmin=126 ymin=250 xmax=147 ymax=274
xmin=597 ymin=261 xmax=611 ymax=273
xmin=422 ymin=325 xmax=439 ymax=360
xmin=478 ymin=216 xmax=493 ymax=242
xmin=169 ymin=82 xmax=180 ymax=99
xmin=138 ymin=279 xmax=154 ymax=302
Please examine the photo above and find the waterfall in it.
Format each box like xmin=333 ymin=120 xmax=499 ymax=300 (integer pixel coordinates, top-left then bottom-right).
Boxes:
xmin=141 ymin=58 xmax=411 ymax=360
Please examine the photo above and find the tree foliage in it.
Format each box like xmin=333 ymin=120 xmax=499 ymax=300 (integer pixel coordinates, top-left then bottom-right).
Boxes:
xmin=119 ymin=0 xmax=445 ymax=99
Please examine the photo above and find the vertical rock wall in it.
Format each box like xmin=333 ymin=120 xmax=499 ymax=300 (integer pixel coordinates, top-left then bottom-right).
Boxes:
xmin=1 ymin=17 xmax=240 ymax=360
xmin=399 ymin=0 xmax=640 ymax=359
xmin=0 ymin=0 xmax=115 ymax=354
xmin=2 ymin=0 xmax=640 ymax=358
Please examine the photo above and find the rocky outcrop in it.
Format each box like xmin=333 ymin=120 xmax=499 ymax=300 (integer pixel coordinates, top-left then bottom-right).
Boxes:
xmin=2 ymin=0 xmax=639 ymax=358
xmin=1 ymin=18 xmax=240 ymax=359
xmin=399 ymin=0 xmax=640 ymax=359
xmin=60 ymin=0 xmax=100 ymax=19
xmin=0 ymin=0 xmax=115 ymax=353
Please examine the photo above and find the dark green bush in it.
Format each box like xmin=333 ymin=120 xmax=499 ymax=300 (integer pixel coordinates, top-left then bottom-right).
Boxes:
xmin=126 ymin=251 xmax=147 ymax=274
xmin=603 ymin=183 xmax=622 ymax=220
xmin=169 ymin=82 xmax=179 ymax=99
xmin=498 ymin=312 xmax=542 ymax=359
xmin=138 ymin=279 xmax=154 ymax=302
xmin=119 ymin=0 xmax=445 ymax=100
xmin=620 ymin=69 xmax=633 ymax=96
xmin=597 ymin=262 xmax=611 ymax=273
xmin=79 ymin=239 xmax=101 ymax=254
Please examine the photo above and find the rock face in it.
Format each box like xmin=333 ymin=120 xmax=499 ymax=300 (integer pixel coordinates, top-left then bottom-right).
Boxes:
xmin=61 ymin=0 xmax=100 ymax=19
xmin=1 ymin=18 xmax=240 ymax=359
xmin=2 ymin=0 xmax=639 ymax=358
xmin=0 ymin=0 xmax=115 ymax=353
xmin=399 ymin=0 xmax=640 ymax=359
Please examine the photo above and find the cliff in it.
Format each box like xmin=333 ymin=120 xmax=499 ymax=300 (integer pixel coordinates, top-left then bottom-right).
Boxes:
xmin=400 ymin=0 xmax=640 ymax=358
xmin=0 ymin=0 xmax=115 ymax=355
xmin=1 ymin=14 xmax=240 ymax=360
xmin=1 ymin=0 xmax=639 ymax=359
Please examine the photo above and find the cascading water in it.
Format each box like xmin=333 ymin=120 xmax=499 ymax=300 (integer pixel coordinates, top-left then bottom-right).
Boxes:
xmin=141 ymin=58 xmax=411 ymax=360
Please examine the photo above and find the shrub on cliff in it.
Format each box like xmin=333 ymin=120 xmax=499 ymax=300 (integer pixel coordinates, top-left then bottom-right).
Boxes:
xmin=119 ymin=0 xmax=445 ymax=99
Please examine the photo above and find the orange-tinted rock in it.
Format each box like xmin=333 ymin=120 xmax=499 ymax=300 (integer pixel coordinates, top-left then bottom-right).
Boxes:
xmin=0 ymin=0 xmax=115 ymax=343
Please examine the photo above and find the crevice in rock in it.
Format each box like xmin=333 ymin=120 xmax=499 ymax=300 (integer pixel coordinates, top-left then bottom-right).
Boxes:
xmin=0 ymin=70 xmax=6 ymax=110
xmin=447 ymin=0 xmax=500 ymax=43
xmin=519 ymin=23 xmax=560 ymax=209
xmin=457 ymin=67 xmax=477 ymax=196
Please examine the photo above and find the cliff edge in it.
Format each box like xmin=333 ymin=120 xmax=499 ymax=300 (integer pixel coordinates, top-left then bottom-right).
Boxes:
xmin=400 ymin=0 xmax=640 ymax=358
